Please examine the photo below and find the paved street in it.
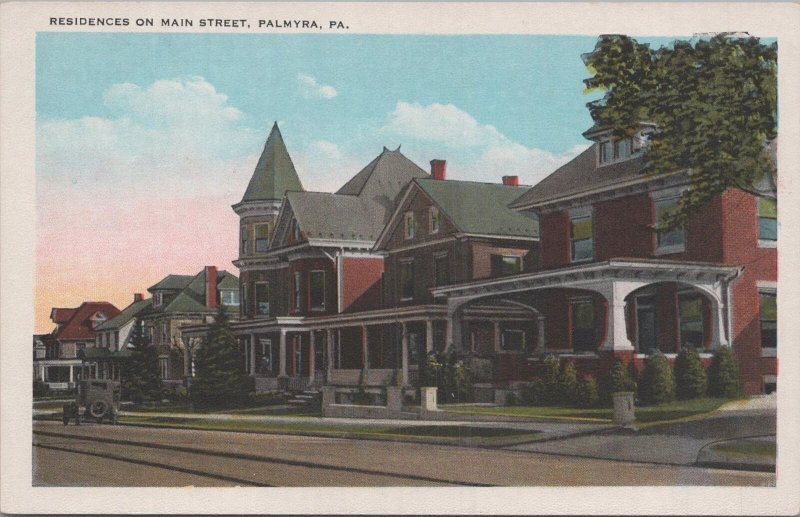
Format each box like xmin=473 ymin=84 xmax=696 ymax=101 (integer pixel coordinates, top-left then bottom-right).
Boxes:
xmin=33 ymin=421 xmax=774 ymax=487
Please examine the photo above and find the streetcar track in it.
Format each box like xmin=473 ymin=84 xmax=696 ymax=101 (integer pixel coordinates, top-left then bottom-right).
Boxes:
xmin=34 ymin=430 xmax=490 ymax=486
xmin=33 ymin=442 xmax=272 ymax=487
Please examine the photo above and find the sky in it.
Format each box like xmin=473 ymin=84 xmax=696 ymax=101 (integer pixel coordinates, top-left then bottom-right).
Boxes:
xmin=35 ymin=32 xmax=679 ymax=333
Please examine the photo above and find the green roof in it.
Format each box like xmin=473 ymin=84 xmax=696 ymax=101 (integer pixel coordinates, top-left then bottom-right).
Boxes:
xmin=160 ymin=269 xmax=239 ymax=314
xmin=149 ymin=274 xmax=194 ymax=292
xmin=241 ymin=122 xmax=304 ymax=202
xmin=415 ymin=178 xmax=539 ymax=238
xmin=95 ymin=298 xmax=151 ymax=331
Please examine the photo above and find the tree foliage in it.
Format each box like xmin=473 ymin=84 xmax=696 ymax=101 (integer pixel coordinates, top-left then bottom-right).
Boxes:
xmin=192 ymin=307 xmax=250 ymax=408
xmin=121 ymin=323 xmax=162 ymax=404
xmin=583 ymin=34 xmax=777 ymax=224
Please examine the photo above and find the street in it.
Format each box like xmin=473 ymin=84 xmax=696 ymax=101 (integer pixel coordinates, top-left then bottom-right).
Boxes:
xmin=33 ymin=421 xmax=774 ymax=487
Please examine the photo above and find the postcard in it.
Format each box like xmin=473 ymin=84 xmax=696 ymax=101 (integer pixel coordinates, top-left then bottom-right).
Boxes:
xmin=1 ymin=1 xmax=799 ymax=514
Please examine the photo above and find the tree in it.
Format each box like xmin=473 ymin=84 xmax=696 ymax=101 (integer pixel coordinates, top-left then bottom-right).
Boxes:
xmin=121 ymin=323 xmax=162 ymax=404
xmin=583 ymin=34 xmax=777 ymax=225
xmin=192 ymin=307 xmax=250 ymax=408
xmin=638 ymin=352 xmax=676 ymax=406
xmin=674 ymin=347 xmax=708 ymax=400
xmin=708 ymin=346 xmax=742 ymax=398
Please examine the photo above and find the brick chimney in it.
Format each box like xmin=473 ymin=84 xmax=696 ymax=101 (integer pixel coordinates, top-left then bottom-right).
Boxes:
xmin=430 ymin=159 xmax=447 ymax=180
xmin=133 ymin=293 xmax=143 ymax=302
xmin=205 ymin=266 xmax=218 ymax=309
xmin=502 ymin=175 xmax=519 ymax=186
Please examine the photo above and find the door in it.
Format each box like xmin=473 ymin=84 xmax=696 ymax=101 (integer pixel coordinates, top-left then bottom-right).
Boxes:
xmin=636 ymin=297 xmax=657 ymax=353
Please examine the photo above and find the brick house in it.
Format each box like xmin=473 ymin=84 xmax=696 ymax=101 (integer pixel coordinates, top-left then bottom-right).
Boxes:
xmin=33 ymin=302 xmax=120 ymax=390
xmin=139 ymin=266 xmax=239 ymax=384
xmin=431 ymin=126 xmax=777 ymax=395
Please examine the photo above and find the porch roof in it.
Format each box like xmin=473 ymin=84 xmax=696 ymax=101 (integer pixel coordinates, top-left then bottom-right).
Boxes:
xmin=430 ymin=258 xmax=741 ymax=301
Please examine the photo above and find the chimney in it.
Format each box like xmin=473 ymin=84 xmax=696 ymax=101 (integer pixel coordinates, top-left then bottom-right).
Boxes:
xmin=205 ymin=266 xmax=218 ymax=309
xmin=502 ymin=175 xmax=519 ymax=187
xmin=430 ymin=159 xmax=447 ymax=180
xmin=133 ymin=293 xmax=143 ymax=303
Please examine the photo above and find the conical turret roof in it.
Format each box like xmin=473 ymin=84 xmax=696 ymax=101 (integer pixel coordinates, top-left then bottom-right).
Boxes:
xmin=241 ymin=122 xmax=304 ymax=202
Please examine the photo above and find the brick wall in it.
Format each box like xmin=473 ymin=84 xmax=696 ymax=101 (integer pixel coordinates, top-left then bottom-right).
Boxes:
xmin=342 ymin=257 xmax=384 ymax=312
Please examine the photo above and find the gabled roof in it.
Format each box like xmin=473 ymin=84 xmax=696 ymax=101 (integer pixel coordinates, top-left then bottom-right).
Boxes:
xmin=148 ymin=274 xmax=194 ymax=292
xmin=241 ymin=122 xmax=304 ymax=203
xmin=95 ymin=298 xmax=151 ymax=331
xmin=142 ymin=268 xmax=239 ymax=316
xmin=510 ymin=145 xmax=648 ymax=209
xmin=286 ymin=191 xmax=388 ymax=244
xmin=415 ymin=178 xmax=539 ymax=238
xmin=52 ymin=302 xmax=121 ymax=341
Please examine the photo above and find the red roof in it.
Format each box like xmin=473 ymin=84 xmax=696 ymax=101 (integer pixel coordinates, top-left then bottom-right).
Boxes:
xmin=50 ymin=308 xmax=77 ymax=324
xmin=52 ymin=302 xmax=121 ymax=341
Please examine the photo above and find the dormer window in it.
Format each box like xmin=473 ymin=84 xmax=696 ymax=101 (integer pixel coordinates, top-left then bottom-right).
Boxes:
xmin=292 ymin=220 xmax=302 ymax=242
xmin=599 ymin=141 xmax=613 ymax=164
xmin=429 ymin=207 xmax=441 ymax=234
xmin=598 ymin=135 xmax=640 ymax=165
xmin=615 ymin=138 xmax=631 ymax=160
xmin=404 ymin=211 xmax=416 ymax=239
xmin=221 ymin=289 xmax=240 ymax=306
xmin=91 ymin=312 xmax=107 ymax=329
xmin=154 ymin=292 xmax=164 ymax=307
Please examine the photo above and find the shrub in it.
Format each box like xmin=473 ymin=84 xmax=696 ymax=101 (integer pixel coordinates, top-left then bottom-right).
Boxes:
xmin=505 ymin=392 xmax=518 ymax=406
xmin=708 ymin=347 xmax=742 ymax=398
xmin=559 ymin=360 xmax=580 ymax=406
xmin=521 ymin=378 xmax=546 ymax=405
xmin=674 ymin=347 xmax=708 ymax=400
xmin=575 ymin=376 xmax=600 ymax=408
xmin=601 ymin=360 xmax=637 ymax=404
xmin=422 ymin=349 xmax=473 ymax=403
xmin=638 ymin=352 xmax=676 ymax=405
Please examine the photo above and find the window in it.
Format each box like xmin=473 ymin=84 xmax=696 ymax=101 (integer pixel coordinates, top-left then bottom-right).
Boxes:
xmin=221 ymin=289 xmax=240 ymax=306
xmin=679 ymin=294 xmax=705 ymax=348
xmin=599 ymin=140 xmax=613 ymax=164
xmin=310 ymin=271 xmax=326 ymax=310
xmin=255 ymin=223 xmax=270 ymax=252
xmin=614 ymin=138 xmax=632 ymax=160
xmin=655 ymin=197 xmax=686 ymax=253
xmin=293 ymin=272 xmax=302 ymax=311
xmin=254 ymin=282 xmax=270 ymax=316
xmin=241 ymin=226 xmax=249 ymax=255
xmin=92 ymin=312 xmax=106 ymax=329
xmin=758 ymin=198 xmax=777 ymax=243
xmin=404 ymin=211 xmax=416 ymax=239
xmin=760 ymin=291 xmax=776 ymax=349
xmin=159 ymin=357 xmax=169 ymax=379
xmin=399 ymin=260 xmax=415 ymax=300
xmin=434 ymin=254 xmax=449 ymax=286
xmin=429 ymin=207 xmax=441 ymax=234
xmin=571 ymin=300 xmax=595 ymax=352
xmin=570 ymin=214 xmax=593 ymax=262
xmin=154 ymin=292 xmax=164 ymax=307
xmin=491 ymin=255 xmax=522 ymax=277
xmin=501 ymin=329 xmax=526 ymax=352
xmin=292 ymin=220 xmax=302 ymax=242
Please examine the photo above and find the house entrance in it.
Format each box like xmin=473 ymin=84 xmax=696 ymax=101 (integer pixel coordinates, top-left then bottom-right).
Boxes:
xmin=636 ymin=296 xmax=657 ymax=352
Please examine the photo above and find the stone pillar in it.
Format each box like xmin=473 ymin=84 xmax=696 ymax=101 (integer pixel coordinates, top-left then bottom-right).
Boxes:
xmin=326 ymin=328 xmax=334 ymax=375
xmin=308 ymin=331 xmax=316 ymax=383
xmin=612 ymin=391 xmax=636 ymax=427
xmin=536 ymin=316 xmax=546 ymax=353
xmin=425 ymin=319 xmax=434 ymax=353
xmin=493 ymin=321 xmax=501 ymax=353
xmin=400 ymin=322 xmax=409 ymax=386
xmin=249 ymin=333 xmax=257 ymax=375
xmin=598 ymin=281 xmax=636 ymax=352
xmin=279 ymin=329 xmax=287 ymax=377
xmin=321 ymin=385 xmax=336 ymax=416
xmin=420 ymin=386 xmax=438 ymax=412
xmin=386 ymin=386 xmax=403 ymax=412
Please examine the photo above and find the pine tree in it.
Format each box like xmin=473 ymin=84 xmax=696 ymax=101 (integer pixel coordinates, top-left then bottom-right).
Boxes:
xmin=708 ymin=347 xmax=742 ymax=398
xmin=674 ymin=347 xmax=708 ymax=400
xmin=121 ymin=322 xmax=162 ymax=404
xmin=638 ymin=352 xmax=676 ymax=406
xmin=192 ymin=307 xmax=250 ymax=408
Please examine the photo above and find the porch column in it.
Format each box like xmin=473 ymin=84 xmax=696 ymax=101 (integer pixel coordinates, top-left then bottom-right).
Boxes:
xmin=249 ymin=333 xmax=257 ymax=375
xmin=445 ymin=299 xmax=464 ymax=352
xmin=69 ymin=365 xmax=74 ymax=383
xmin=401 ymin=322 xmax=409 ymax=386
xmin=326 ymin=328 xmax=334 ymax=375
xmin=598 ymin=281 xmax=635 ymax=352
xmin=361 ymin=324 xmax=369 ymax=371
xmin=709 ymin=294 xmax=730 ymax=349
xmin=308 ymin=331 xmax=316 ymax=383
xmin=425 ymin=320 xmax=434 ymax=353
xmin=279 ymin=329 xmax=287 ymax=377
xmin=39 ymin=364 xmax=45 ymax=381
xmin=493 ymin=320 xmax=502 ymax=353
xmin=536 ymin=316 xmax=546 ymax=353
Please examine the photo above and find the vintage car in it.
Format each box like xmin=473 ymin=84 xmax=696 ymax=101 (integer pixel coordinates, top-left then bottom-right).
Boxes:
xmin=62 ymin=379 xmax=120 ymax=425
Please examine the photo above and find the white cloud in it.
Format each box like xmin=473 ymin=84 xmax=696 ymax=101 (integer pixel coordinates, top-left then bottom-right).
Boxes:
xmin=292 ymin=140 xmax=369 ymax=193
xmin=382 ymin=101 xmax=585 ymax=185
xmin=37 ymin=76 xmax=261 ymax=195
xmin=296 ymin=73 xmax=338 ymax=100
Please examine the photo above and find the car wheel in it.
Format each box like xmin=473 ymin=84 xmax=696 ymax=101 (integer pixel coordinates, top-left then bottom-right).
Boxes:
xmin=89 ymin=400 xmax=108 ymax=420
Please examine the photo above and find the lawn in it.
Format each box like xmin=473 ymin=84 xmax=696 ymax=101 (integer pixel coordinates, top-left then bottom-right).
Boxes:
xmin=710 ymin=440 xmax=776 ymax=458
xmin=444 ymin=397 xmax=734 ymax=424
